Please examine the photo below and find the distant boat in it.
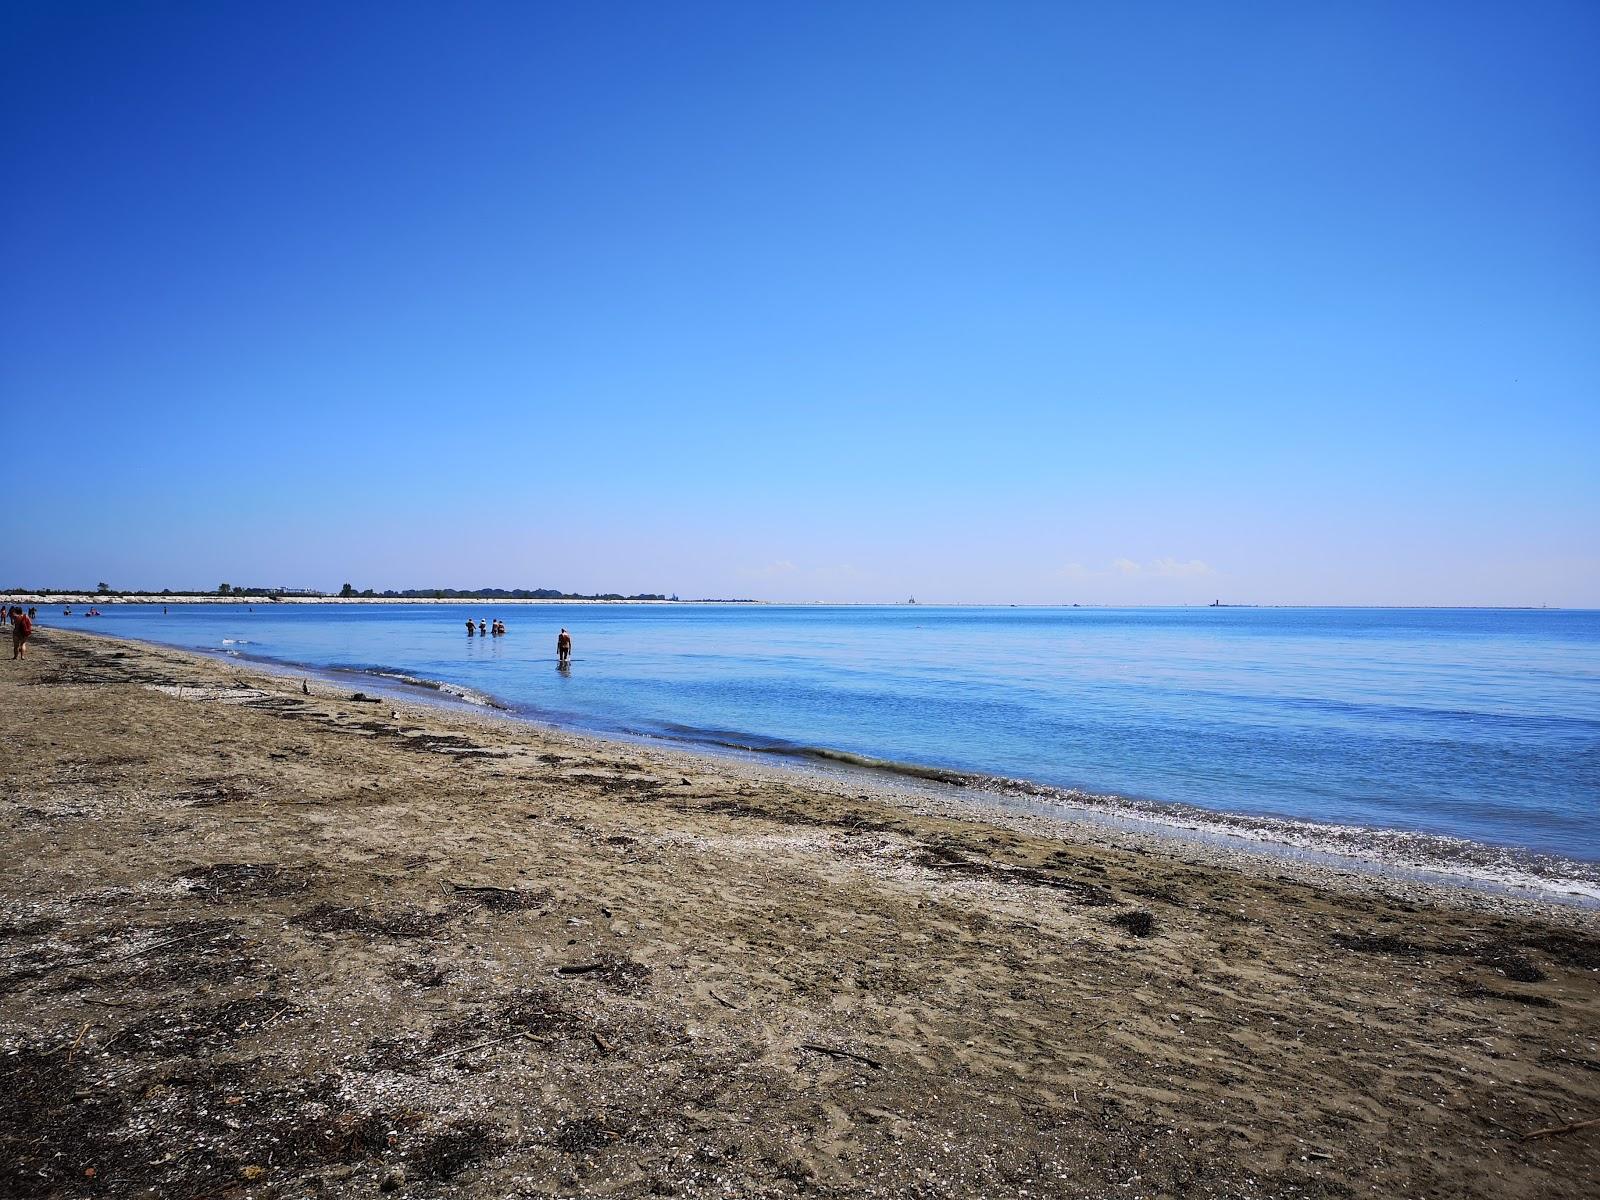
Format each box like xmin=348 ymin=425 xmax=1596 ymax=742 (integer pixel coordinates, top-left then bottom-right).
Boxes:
xmin=1210 ymin=599 xmax=1222 ymax=607
xmin=907 ymin=596 xmax=917 ymax=605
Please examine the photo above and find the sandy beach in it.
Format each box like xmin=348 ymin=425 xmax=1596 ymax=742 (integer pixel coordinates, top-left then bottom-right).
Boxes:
xmin=3 ymin=628 xmax=1597 ymax=1199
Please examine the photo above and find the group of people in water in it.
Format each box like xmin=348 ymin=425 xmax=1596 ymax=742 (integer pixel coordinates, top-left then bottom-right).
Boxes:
xmin=463 ymin=618 xmax=574 ymax=664
xmin=6 ymin=601 xmax=578 ymax=668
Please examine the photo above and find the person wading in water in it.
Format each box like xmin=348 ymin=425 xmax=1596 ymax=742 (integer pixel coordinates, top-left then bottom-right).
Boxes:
xmin=11 ymin=607 xmax=33 ymax=660
xmin=556 ymin=627 xmax=572 ymax=664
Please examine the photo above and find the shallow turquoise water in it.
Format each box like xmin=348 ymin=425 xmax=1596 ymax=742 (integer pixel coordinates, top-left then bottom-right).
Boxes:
xmin=62 ymin=603 xmax=1600 ymax=870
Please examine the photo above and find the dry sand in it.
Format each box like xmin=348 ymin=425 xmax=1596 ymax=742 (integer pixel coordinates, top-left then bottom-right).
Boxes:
xmin=2 ymin=629 xmax=1597 ymax=1199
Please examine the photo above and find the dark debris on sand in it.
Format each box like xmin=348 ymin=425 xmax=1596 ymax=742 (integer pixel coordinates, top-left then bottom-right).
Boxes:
xmin=290 ymin=902 xmax=448 ymax=938
xmin=446 ymin=882 xmax=554 ymax=913
xmin=390 ymin=959 xmax=450 ymax=988
xmin=556 ymin=953 xmax=653 ymax=992
xmin=1330 ymin=927 xmax=1579 ymax=985
xmin=104 ymin=994 xmax=297 ymax=1057
xmin=914 ymin=843 xmax=1118 ymax=906
xmin=364 ymin=985 xmax=586 ymax=1072
xmin=178 ymin=861 xmax=319 ymax=902
xmin=171 ymin=779 xmax=261 ymax=808
xmin=1110 ymin=909 xmax=1157 ymax=937
xmin=551 ymin=1113 xmax=626 ymax=1154
xmin=0 ymin=1040 xmax=505 ymax=1199
xmin=2 ymin=917 xmax=249 ymax=994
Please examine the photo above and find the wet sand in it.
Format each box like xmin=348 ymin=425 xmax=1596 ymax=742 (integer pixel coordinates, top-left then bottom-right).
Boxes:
xmin=3 ymin=629 xmax=1598 ymax=1199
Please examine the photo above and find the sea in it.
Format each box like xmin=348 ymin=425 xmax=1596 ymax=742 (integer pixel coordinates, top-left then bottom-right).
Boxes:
xmin=59 ymin=603 xmax=1600 ymax=901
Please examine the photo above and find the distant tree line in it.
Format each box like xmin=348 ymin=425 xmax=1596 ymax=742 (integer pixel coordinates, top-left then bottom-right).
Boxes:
xmin=6 ymin=584 xmax=678 ymax=601
xmin=366 ymin=587 xmax=672 ymax=601
xmin=10 ymin=577 xmax=768 ymax=602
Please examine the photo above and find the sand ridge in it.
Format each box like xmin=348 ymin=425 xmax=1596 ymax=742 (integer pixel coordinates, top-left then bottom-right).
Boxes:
xmin=2 ymin=629 xmax=1597 ymax=1198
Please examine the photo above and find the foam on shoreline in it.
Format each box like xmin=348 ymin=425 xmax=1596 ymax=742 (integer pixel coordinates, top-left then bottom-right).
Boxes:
xmin=632 ymin=731 xmax=1600 ymax=906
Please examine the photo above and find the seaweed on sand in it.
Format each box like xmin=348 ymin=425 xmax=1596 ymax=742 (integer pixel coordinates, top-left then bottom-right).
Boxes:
xmin=1110 ymin=909 xmax=1157 ymax=938
xmin=104 ymin=995 xmax=297 ymax=1056
xmin=445 ymin=882 xmax=553 ymax=913
xmin=177 ymin=862 xmax=317 ymax=902
xmin=0 ymin=1043 xmax=128 ymax=1197
xmin=556 ymin=953 xmax=652 ymax=992
xmin=551 ymin=1114 xmax=622 ymax=1154
xmin=290 ymin=902 xmax=447 ymax=938
xmin=915 ymin=844 xmax=1118 ymax=906
xmin=0 ymin=1041 xmax=504 ymax=1198
xmin=390 ymin=959 xmax=450 ymax=988
xmin=363 ymin=985 xmax=581 ymax=1072
xmin=1332 ymin=930 xmax=1555 ymax=983
xmin=409 ymin=1120 xmax=508 ymax=1180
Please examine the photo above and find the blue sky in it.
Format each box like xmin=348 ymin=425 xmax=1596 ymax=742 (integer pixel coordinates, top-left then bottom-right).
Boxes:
xmin=4 ymin=1 xmax=1596 ymax=604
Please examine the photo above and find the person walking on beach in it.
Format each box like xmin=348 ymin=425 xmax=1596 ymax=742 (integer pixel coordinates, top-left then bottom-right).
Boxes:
xmin=556 ymin=627 xmax=572 ymax=664
xmin=11 ymin=607 xmax=32 ymax=659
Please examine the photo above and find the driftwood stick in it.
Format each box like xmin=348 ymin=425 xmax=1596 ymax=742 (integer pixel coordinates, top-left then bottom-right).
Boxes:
xmin=117 ymin=929 xmax=212 ymax=959
xmin=66 ymin=1021 xmax=93 ymax=1064
xmin=428 ymin=1031 xmax=533 ymax=1062
xmin=260 ymin=1005 xmax=294 ymax=1029
xmin=1522 ymin=1115 xmax=1600 ymax=1142
xmin=800 ymin=1043 xmax=884 ymax=1070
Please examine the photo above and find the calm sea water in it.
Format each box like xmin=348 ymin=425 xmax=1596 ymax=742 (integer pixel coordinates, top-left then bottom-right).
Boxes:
xmin=61 ymin=604 xmax=1599 ymax=880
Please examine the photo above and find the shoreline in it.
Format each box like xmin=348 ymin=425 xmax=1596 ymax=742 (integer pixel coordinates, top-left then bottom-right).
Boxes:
xmin=4 ymin=628 xmax=1598 ymax=1197
xmin=69 ymin=624 xmax=1600 ymax=910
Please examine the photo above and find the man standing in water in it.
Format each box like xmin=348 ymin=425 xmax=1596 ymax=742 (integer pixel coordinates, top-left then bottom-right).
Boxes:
xmin=556 ymin=627 xmax=572 ymax=664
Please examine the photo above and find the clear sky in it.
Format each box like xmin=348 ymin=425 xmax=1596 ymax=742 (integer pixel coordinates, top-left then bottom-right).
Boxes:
xmin=4 ymin=1 xmax=1596 ymax=605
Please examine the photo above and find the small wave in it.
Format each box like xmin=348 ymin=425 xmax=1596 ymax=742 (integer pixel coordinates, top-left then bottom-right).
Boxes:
xmin=362 ymin=669 xmax=508 ymax=710
xmin=651 ymin=728 xmax=977 ymax=785
xmin=786 ymin=746 xmax=976 ymax=786
xmin=221 ymin=638 xmax=252 ymax=645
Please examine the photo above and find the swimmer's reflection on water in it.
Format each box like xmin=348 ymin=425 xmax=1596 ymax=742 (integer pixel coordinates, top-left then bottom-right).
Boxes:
xmin=557 ymin=659 xmax=571 ymax=677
